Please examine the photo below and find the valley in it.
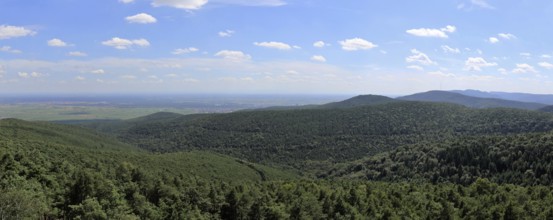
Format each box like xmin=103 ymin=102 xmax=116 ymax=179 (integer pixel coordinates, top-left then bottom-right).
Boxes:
xmin=3 ymin=90 xmax=553 ymax=218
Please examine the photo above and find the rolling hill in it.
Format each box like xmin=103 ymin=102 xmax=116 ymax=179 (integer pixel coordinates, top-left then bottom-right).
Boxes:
xmin=398 ymin=90 xmax=547 ymax=110
xmin=88 ymin=100 xmax=553 ymax=175
xmin=452 ymin=89 xmax=553 ymax=105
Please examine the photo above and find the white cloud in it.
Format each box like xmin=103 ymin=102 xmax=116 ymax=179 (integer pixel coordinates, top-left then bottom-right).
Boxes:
xmin=470 ymin=0 xmax=494 ymax=9
xmin=498 ymin=68 xmax=508 ymax=75
xmin=0 ymin=65 xmax=5 ymax=76
xmin=18 ymin=71 xmax=43 ymax=78
xmin=441 ymin=45 xmax=460 ymax=53
xmin=464 ymin=57 xmax=497 ymax=71
xmin=542 ymin=54 xmax=552 ymax=59
xmin=406 ymin=25 xmax=456 ymax=38
xmin=254 ymin=41 xmax=292 ymax=50
xmin=119 ymin=0 xmax=135 ymax=3
xmin=215 ymin=50 xmax=252 ymax=61
xmin=311 ymin=55 xmax=326 ymax=62
xmin=428 ymin=71 xmax=455 ymax=77
xmin=539 ymin=62 xmax=553 ymax=70
xmin=47 ymin=38 xmax=70 ymax=47
xmin=0 ymin=25 xmax=35 ymax=40
xmin=406 ymin=49 xmax=434 ymax=65
xmin=102 ymin=37 xmax=150 ymax=49
xmin=211 ymin=0 xmax=286 ymax=6
xmin=339 ymin=38 xmax=377 ymax=51
xmin=172 ymin=47 xmax=199 ymax=55
xmin=488 ymin=37 xmax=499 ymax=44
xmin=512 ymin=63 xmax=537 ymax=74
xmin=313 ymin=41 xmax=329 ymax=48
xmin=407 ymin=65 xmax=424 ymax=71
xmin=91 ymin=69 xmax=105 ymax=74
xmin=75 ymin=76 xmax=86 ymax=81
xmin=0 ymin=46 xmax=22 ymax=54
xmin=498 ymin=33 xmax=516 ymax=40
xmin=68 ymin=51 xmax=87 ymax=57
xmin=520 ymin=52 xmax=531 ymax=58
xmin=218 ymin=30 xmax=235 ymax=37
xmin=152 ymin=0 xmax=208 ymax=10
xmin=126 ymin=13 xmax=157 ymax=24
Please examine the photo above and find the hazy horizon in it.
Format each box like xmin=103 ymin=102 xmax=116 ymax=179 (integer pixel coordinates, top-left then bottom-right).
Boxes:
xmin=2 ymin=0 xmax=553 ymax=94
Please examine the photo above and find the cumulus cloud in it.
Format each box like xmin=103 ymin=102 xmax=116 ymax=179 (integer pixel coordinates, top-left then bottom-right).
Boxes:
xmin=313 ymin=41 xmax=329 ymax=48
xmin=488 ymin=33 xmax=517 ymax=44
xmin=0 ymin=46 xmax=22 ymax=54
xmin=441 ymin=45 xmax=460 ymax=54
xmin=91 ymin=69 xmax=105 ymax=74
xmin=102 ymin=37 xmax=150 ymax=49
xmin=68 ymin=51 xmax=87 ymax=57
xmin=538 ymin=62 xmax=553 ymax=70
xmin=512 ymin=63 xmax=537 ymax=74
xmin=126 ymin=13 xmax=157 ymax=24
xmin=498 ymin=33 xmax=517 ymax=40
xmin=339 ymin=38 xmax=377 ymax=51
xmin=542 ymin=54 xmax=552 ymax=59
xmin=172 ymin=47 xmax=199 ymax=55
xmin=218 ymin=30 xmax=235 ymax=37
xmin=75 ymin=76 xmax=86 ymax=81
xmin=406 ymin=25 xmax=456 ymax=38
xmin=215 ymin=50 xmax=251 ymax=61
xmin=0 ymin=25 xmax=36 ymax=40
xmin=254 ymin=41 xmax=292 ymax=50
xmin=464 ymin=57 xmax=497 ymax=71
xmin=47 ymin=38 xmax=70 ymax=47
xmin=152 ymin=0 xmax=208 ymax=10
xmin=407 ymin=65 xmax=424 ymax=71
xmin=311 ymin=55 xmax=326 ymax=62
xmin=406 ymin=49 xmax=434 ymax=65
xmin=18 ymin=71 xmax=43 ymax=78
xmin=119 ymin=0 xmax=135 ymax=3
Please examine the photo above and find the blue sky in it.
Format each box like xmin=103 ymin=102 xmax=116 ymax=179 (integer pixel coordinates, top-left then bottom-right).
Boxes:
xmin=1 ymin=0 xmax=553 ymax=95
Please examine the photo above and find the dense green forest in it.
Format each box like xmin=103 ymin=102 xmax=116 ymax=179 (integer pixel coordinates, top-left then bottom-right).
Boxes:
xmin=5 ymin=95 xmax=553 ymax=218
xmin=94 ymin=101 xmax=553 ymax=174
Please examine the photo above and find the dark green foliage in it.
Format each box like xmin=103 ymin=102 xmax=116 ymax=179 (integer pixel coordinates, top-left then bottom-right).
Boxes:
xmin=398 ymin=90 xmax=547 ymax=110
xmin=331 ymin=132 xmax=553 ymax=185
xmin=111 ymin=101 xmax=553 ymax=174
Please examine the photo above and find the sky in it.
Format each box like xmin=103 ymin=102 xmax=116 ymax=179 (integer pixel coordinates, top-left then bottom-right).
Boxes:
xmin=2 ymin=0 xmax=553 ymax=95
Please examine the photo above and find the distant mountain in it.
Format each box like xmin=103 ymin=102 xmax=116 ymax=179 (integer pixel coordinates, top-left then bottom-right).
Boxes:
xmin=398 ymin=90 xmax=547 ymax=110
xmin=320 ymin=94 xmax=398 ymax=108
xmin=452 ymin=89 xmax=553 ymax=105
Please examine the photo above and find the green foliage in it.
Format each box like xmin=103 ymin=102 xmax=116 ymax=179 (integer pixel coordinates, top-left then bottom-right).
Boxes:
xmin=108 ymin=101 xmax=553 ymax=174
xmin=331 ymin=132 xmax=553 ymax=185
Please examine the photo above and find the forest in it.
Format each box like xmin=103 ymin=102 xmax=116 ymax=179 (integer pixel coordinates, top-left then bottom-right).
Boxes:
xmin=4 ymin=96 xmax=553 ymax=219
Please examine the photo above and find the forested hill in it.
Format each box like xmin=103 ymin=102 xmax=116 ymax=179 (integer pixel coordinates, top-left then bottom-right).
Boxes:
xmin=319 ymin=94 xmax=398 ymax=108
xmin=398 ymin=90 xmax=547 ymax=110
xmin=330 ymin=131 xmax=553 ymax=186
xmin=109 ymin=101 xmax=553 ymax=173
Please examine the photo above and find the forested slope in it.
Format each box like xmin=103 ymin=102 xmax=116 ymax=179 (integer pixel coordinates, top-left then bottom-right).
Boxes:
xmin=0 ymin=118 xmax=297 ymax=218
xmin=113 ymin=101 xmax=553 ymax=173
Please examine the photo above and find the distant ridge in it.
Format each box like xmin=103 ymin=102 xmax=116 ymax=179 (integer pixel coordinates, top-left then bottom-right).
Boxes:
xmin=320 ymin=94 xmax=398 ymax=108
xmin=452 ymin=89 xmax=553 ymax=105
xmin=398 ymin=90 xmax=547 ymax=110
